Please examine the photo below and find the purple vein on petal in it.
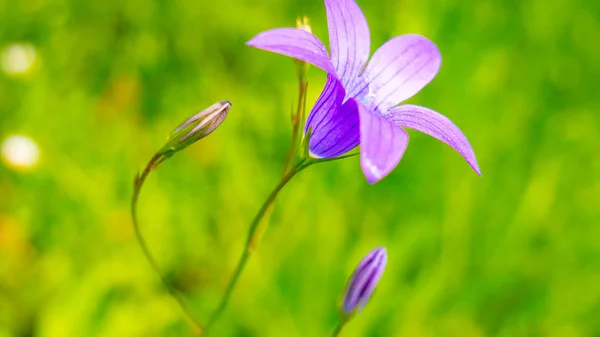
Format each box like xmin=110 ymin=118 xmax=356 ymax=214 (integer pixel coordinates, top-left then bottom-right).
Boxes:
xmin=312 ymin=122 xmax=359 ymax=157
xmin=345 ymin=41 xmax=424 ymax=99
xmin=343 ymin=249 xmax=386 ymax=313
xmin=306 ymin=75 xmax=341 ymax=132
xmin=310 ymin=102 xmax=360 ymax=158
xmin=324 ymin=0 xmax=370 ymax=89
xmin=359 ymin=103 xmax=409 ymax=184
xmin=356 ymin=263 xmax=379 ymax=306
xmin=307 ymin=76 xmax=360 ymax=158
xmin=375 ymin=53 xmax=439 ymax=112
xmin=246 ymin=28 xmax=337 ymax=75
xmin=345 ymin=250 xmax=379 ymax=299
xmin=388 ymin=104 xmax=481 ymax=175
xmin=346 ymin=261 xmax=376 ymax=310
xmin=359 ymin=35 xmax=441 ymax=111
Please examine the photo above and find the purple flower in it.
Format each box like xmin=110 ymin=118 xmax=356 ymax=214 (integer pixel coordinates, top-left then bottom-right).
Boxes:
xmin=247 ymin=0 xmax=481 ymax=184
xmin=343 ymin=247 xmax=387 ymax=314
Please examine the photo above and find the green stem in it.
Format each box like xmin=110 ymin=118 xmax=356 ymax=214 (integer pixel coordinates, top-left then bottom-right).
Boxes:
xmin=282 ymin=123 xmax=300 ymax=176
xmin=282 ymin=78 xmax=308 ymax=175
xmin=205 ymin=66 xmax=310 ymax=333
xmin=132 ymin=154 xmax=205 ymax=335
xmin=205 ymin=159 xmax=311 ymax=330
xmin=331 ymin=320 xmax=346 ymax=337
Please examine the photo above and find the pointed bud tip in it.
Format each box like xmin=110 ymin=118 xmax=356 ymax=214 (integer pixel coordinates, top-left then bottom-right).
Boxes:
xmin=341 ymin=247 xmax=388 ymax=315
xmin=296 ymin=16 xmax=312 ymax=33
xmin=180 ymin=100 xmax=230 ymax=142
xmin=373 ymin=246 xmax=387 ymax=255
xmin=160 ymin=100 xmax=231 ymax=156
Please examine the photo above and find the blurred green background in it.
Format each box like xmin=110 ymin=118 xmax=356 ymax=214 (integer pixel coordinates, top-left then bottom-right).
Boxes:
xmin=1 ymin=0 xmax=599 ymax=336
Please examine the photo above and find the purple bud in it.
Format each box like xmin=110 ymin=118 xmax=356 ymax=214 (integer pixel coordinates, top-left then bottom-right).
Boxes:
xmin=172 ymin=100 xmax=231 ymax=142
xmin=342 ymin=247 xmax=387 ymax=314
xmin=159 ymin=100 xmax=230 ymax=157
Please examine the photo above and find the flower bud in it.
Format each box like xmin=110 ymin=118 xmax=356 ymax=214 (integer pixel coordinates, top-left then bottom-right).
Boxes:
xmin=296 ymin=16 xmax=312 ymax=34
xmin=159 ymin=100 xmax=230 ymax=157
xmin=342 ymin=247 xmax=387 ymax=315
xmin=294 ymin=16 xmax=312 ymax=82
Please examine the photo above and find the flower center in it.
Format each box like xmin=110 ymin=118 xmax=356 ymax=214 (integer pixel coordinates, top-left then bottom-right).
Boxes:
xmin=358 ymin=85 xmax=376 ymax=107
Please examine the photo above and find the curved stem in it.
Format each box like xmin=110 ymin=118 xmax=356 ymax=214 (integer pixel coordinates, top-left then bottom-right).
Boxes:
xmin=205 ymin=159 xmax=310 ymax=330
xmin=132 ymin=154 xmax=205 ymax=335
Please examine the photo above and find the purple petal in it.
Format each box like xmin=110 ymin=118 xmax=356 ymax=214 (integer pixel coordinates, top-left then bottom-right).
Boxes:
xmin=247 ymin=28 xmax=336 ymax=74
xmin=388 ymin=104 xmax=481 ymax=175
xmin=343 ymin=247 xmax=387 ymax=314
xmin=306 ymin=75 xmax=360 ymax=158
xmin=325 ymin=0 xmax=370 ymax=89
xmin=358 ymin=103 xmax=409 ymax=184
xmin=350 ymin=34 xmax=441 ymax=112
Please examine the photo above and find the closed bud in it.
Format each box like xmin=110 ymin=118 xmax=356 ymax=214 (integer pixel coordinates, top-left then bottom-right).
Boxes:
xmin=294 ymin=16 xmax=312 ymax=82
xmin=159 ymin=100 xmax=231 ymax=157
xmin=342 ymin=247 xmax=387 ymax=315
xmin=296 ymin=16 xmax=312 ymax=34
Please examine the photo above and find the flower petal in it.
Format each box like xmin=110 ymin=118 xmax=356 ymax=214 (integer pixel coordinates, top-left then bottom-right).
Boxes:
xmin=306 ymin=75 xmax=360 ymax=158
xmin=388 ymin=104 xmax=481 ymax=175
xmin=358 ymin=103 xmax=409 ymax=184
xmin=325 ymin=0 xmax=370 ymax=89
xmin=350 ymin=34 xmax=441 ymax=112
xmin=247 ymin=28 xmax=336 ymax=74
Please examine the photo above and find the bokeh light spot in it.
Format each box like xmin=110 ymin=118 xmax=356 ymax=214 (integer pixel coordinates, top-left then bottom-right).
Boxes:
xmin=1 ymin=43 xmax=37 ymax=75
xmin=1 ymin=135 xmax=40 ymax=171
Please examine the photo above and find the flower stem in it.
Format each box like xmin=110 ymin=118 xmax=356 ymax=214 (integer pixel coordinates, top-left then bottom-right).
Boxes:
xmin=205 ymin=159 xmax=311 ymax=330
xmin=331 ymin=318 xmax=348 ymax=337
xmin=131 ymin=153 xmax=205 ymax=335
xmin=204 ymin=60 xmax=310 ymax=332
xmin=282 ymin=121 xmax=300 ymax=175
xmin=282 ymin=77 xmax=308 ymax=175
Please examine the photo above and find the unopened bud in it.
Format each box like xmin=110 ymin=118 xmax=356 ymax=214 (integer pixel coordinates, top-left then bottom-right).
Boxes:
xmin=342 ymin=247 xmax=387 ymax=315
xmin=296 ymin=16 xmax=312 ymax=34
xmin=294 ymin=16 xmax=312 ymax=82
xmin=159 ymin=100 xmax=231 ymax=157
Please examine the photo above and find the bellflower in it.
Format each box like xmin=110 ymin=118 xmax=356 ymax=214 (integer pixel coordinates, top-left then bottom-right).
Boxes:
xmin=248 ymin=0 xmax=480 ymax=183
xmin=343 ymin=247 xmax=387 ymax=314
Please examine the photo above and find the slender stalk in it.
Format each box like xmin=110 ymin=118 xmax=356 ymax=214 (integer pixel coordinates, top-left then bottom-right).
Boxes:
xmin=282 ymin=77 xmax=308 ymax=175
xmin=205 ymin=159 xmax=311 ymax=330
xmin=331 ymin=320 xmax=347 ymax=337
xmin=282 ymin=120 xmax=300 ymax=175
xmin=204 ymin=64 xmax=309 ymax=331
xmin=132 ymin=154 xmax=205 ymax=335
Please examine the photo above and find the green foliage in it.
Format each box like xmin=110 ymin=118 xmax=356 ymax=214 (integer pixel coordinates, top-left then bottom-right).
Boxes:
xmin=1 ymin=0 xmax=599 ymax=336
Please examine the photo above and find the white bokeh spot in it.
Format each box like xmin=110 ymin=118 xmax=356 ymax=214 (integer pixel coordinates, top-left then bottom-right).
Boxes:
xmin=1 ymin=43 xmax=37 ymax=75
xmin=1 ymin=135 xmax=40 ymax=170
